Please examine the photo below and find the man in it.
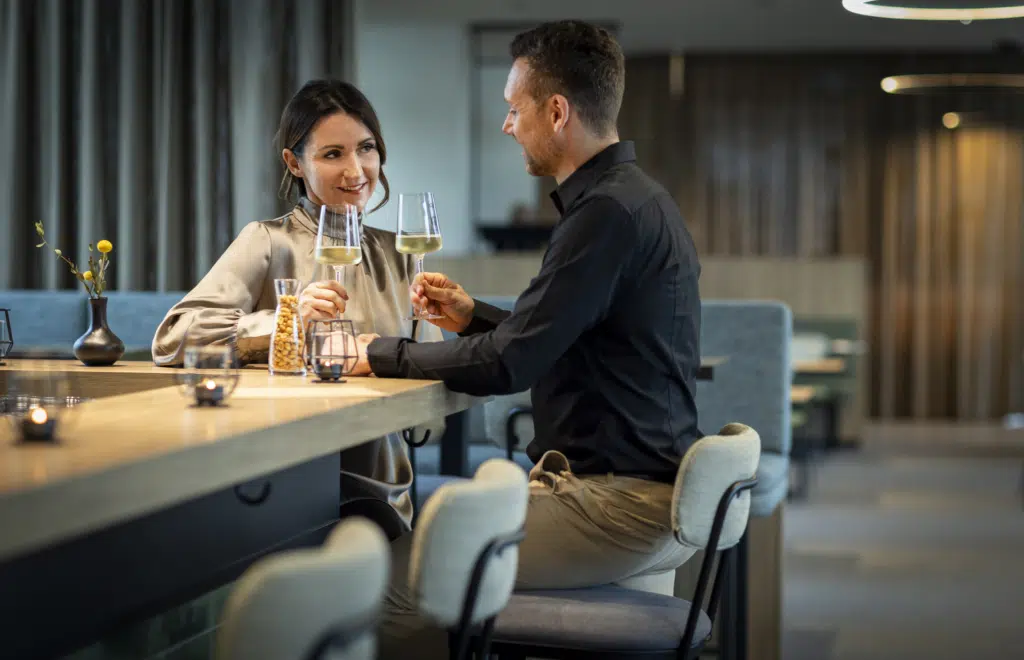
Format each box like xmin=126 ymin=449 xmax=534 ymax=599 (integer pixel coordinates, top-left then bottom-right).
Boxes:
xmin=354 ymin=20 xmax=703 ymax=656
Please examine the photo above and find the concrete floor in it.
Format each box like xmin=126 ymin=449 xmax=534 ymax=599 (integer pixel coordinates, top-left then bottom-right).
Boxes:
xmin=782 ymin=422 xmax=1024 ymax=660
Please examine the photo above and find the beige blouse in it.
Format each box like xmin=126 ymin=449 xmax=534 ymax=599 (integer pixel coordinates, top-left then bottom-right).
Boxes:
xmin=152 ymin=197 xmax=443 ymax=528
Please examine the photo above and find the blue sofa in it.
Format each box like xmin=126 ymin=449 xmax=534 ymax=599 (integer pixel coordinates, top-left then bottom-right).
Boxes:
xmin=0 ymin=290 xmax=187 ymax=357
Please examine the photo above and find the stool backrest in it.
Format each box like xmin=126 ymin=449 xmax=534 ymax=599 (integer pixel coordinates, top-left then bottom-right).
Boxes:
xmin=215 ymin=517 xmax=389 ymax=660
xmin=672 ymin=423 xmax=761 ymax=550
xmin=410 ymin=458 xmax=528 ymax=628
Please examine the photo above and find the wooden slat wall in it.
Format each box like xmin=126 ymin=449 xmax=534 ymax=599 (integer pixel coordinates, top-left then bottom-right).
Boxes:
xmin=612 ymin=53 xmax=1024 ymax=420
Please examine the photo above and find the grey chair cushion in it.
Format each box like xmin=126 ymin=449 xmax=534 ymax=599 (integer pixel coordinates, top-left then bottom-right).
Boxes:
xmin=413 ymin=444 xmax=533 ymax=476
xmin=493 ymin=585 xmax=712 ymax=652
xmin=751 ymin=451 xmax=788 ymax=518
xmin=413 ymin=474 xmax=467 ymax=511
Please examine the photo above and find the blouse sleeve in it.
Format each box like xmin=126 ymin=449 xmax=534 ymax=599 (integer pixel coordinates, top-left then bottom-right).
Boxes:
xmin=151 ymin=221 xmax=274 ymax=366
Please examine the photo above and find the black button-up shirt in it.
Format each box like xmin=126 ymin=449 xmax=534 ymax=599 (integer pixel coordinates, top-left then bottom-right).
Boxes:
xmin=368 ymin=141 xmax=702 ymax=481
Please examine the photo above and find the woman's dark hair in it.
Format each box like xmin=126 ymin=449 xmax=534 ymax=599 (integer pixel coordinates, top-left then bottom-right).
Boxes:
xmin=275 ymin=79 xmax=390 ymax=213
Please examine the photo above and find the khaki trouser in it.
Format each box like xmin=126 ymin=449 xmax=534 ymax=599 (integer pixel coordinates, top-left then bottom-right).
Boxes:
xmin=378 ymin=451 xmax=690 ymax=660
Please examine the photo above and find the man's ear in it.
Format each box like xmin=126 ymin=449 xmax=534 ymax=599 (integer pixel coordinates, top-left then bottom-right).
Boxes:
xmin=549 ymin=94 xmax=571 ymax=133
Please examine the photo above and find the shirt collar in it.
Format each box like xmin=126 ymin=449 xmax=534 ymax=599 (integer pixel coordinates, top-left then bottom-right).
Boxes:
xmin=550 ymin=141 xmax=636 ymax=216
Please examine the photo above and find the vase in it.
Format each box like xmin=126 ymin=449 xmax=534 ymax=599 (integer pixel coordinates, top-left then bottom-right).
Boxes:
xmin=74 ymin=297 xmax=125 ymax=367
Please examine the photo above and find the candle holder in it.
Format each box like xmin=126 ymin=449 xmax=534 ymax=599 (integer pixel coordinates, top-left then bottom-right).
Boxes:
xmin=2 ymin=368 xmax=86 ymax=444
xmin=307 ymin=319 xmax=358 ymax=383
xmin=176 ymin=343 xmax=240 ymax=407
xmin=0 ymin=308 xmax=12 ymax=366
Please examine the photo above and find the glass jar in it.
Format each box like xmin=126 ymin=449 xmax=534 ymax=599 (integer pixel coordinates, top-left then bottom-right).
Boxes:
xmin=268 ymin=278 xmax=306 ymax=376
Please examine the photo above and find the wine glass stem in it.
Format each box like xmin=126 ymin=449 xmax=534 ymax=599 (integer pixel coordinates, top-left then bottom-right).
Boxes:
xmin=414 ymin=255 xmax=425 ymax=317
xmin=334 ymin=266 xmax=345 ymax=318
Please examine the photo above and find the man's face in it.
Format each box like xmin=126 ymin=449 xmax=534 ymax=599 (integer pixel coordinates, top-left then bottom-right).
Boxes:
xmin=502 ymin=58 xmax=562 ymax=177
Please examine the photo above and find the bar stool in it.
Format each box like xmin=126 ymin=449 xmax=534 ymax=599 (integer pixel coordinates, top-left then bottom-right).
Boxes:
xmin=215 ymin=517 xmax=389 ymax=660
xmin=409 ymin=458 xmax=529 ymax=660
xmin=482 ymin=423 xmax=761 ymax=659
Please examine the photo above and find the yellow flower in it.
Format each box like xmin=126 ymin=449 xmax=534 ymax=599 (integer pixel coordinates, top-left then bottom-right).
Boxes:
xmin=82 ymin=271 xmax=93 ymax=281
xmin=97 ymin=240 xmax=113 ymax=253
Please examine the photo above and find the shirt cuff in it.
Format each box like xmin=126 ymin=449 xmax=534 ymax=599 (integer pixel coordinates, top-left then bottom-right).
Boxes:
xmin=458 ymin=298 xmax=509 ymax=336
xmin=367 ymin=336 xmax=410 ymax=378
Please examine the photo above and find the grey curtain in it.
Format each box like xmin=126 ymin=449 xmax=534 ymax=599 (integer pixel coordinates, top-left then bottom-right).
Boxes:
xmin=0 ymin=0 xmax=353 ymax=292
xmin=620 ymin=53 xmax=1024 ymax=420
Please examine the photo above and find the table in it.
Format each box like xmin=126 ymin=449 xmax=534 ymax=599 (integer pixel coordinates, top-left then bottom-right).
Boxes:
xmin=0 ymin=361 xmax=481 ymax=659
xmin=792 ymin=357 xmax=845 ymax=374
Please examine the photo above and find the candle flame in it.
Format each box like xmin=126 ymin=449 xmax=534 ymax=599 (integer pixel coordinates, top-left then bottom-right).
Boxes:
xmin=30 ymin=407 xmax=49 ymax=424
xmin=204 ymin=379 xmax=217 ymax=390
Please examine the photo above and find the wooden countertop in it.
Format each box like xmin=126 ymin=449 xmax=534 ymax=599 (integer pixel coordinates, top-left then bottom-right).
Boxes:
xmin=792 ymin=357 xmax=846 ymax=374
xmin=0 ymin=362 xmax=480 ymax=562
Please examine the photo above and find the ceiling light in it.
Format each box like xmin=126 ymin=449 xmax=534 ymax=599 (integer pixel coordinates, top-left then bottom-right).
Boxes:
xmin=942 ymin=112 xmax=961 ymax=128
xmin=880 ymin=73 xmax=1024 ymax=93
xmin=844 ymin=1 xmax=1024 ymax=20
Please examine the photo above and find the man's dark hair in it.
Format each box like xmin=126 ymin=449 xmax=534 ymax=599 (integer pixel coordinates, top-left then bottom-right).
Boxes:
xmin=509 ymin=20 xmax=625 ymax=137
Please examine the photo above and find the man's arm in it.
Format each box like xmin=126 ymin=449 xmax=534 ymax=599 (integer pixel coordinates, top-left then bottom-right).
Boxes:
xmin=457 ymin=299 xmax=513 ymax=336
xmin=366 ymin=196 xmax=635 ymax=396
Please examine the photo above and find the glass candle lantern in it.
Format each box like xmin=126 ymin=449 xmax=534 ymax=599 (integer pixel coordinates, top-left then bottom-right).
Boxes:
xmin=308 ymin=319 xmax=358 ymax=383
xmin=176 ymin=343 xmax=240 ymax=407
xmin=0 ymin=308 xmax=12 ymax=366
xmin=3 ymin=368 xmax=86 ymax=443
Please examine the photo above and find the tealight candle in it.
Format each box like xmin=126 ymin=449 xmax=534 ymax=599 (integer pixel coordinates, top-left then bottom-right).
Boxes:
xmin=20 ymin=406 xmax=57 ymax=442
xmin=315 ymin=360 xmax=344 ymax=382
xmin=194 ymin=378 xmax=225 ymax=406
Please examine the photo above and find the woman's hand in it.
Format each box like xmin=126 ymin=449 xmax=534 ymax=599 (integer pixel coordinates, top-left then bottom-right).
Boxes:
xmin=299 ymin=280 xmax=349 ymax=327
xmin=410 ymin=272 xmax=475 ymax=333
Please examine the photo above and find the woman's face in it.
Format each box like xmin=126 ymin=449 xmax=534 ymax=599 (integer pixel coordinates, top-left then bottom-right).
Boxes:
xmin=284 ymin=111 xmax=380 ymax=211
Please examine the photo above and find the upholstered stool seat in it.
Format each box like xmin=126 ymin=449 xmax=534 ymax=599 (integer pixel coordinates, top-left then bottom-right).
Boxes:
xmin=493 ymin=585 xmax=712 ymax=654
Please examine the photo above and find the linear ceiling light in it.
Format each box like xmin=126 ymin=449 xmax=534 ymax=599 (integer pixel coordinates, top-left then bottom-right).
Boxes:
xmin=844 ymin=1 xmax=1024 ymax=20
xmin=880 ymin=73 xmax=1024 ymax=93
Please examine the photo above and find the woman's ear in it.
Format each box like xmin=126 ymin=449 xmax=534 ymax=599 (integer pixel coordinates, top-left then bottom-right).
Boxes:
xmin=282 ymin=148 xmax=303 ymax=178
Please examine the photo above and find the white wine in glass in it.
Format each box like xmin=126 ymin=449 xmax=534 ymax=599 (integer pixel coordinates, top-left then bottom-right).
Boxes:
xmin=315 ymin=204 xmax=362 ymax=316
xmin=396 ymin=192 xmax=443 ymax=320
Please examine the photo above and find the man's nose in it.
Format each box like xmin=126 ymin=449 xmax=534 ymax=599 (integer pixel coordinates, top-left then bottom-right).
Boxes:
xmin=501 ymin=112 xmax=514 ymax=136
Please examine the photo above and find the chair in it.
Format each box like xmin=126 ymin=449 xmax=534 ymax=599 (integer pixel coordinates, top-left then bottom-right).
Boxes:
xmin=215 ymin=517 xmax=389 ymax=660
xmin=482 ymin=423 xmax=761 ymax=659
xmin=410 ymin=458 xmax=529 ymax=660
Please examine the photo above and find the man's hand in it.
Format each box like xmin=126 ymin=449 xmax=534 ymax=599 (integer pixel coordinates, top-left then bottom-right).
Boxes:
xmin=410 ymin=272 xmax=474 ymax=333
xmin=299 ymin=280 xmax=348 ymax=326
xmin=350 ymin=333 xmax=380 ymax=376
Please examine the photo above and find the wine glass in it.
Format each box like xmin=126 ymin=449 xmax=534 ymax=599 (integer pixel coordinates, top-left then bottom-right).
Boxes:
xmin=396 ymin=192 xmax=443 ymax=320
xmin=315 ymin=203 xmax=363 ymax=315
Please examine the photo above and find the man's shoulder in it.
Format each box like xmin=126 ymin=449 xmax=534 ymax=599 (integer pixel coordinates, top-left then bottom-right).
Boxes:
xmin=589 ymin=162 xmax=671 ymax=207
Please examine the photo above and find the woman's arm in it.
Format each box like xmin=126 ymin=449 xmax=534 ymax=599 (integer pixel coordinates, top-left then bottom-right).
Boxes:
xmin=151 ymin=221 xmax=274 ymax=366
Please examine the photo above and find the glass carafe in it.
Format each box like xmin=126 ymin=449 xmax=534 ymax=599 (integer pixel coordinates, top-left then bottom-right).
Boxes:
xmin=268 ymin=278 xmax=306 ymax=376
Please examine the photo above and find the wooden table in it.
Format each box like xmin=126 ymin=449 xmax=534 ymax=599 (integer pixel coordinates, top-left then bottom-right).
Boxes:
xmin=792 ymin=357 xmax=845 ymax=374
xmin=0 ymin=360 xmax=481 ymax=659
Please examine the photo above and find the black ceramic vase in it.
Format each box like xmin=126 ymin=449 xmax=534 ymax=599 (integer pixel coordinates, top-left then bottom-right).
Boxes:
xmin=74 ymin=297 xmax=125 ymax=367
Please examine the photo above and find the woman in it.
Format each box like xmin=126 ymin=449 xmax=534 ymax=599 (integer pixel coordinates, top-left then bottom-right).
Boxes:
xmin=152 ymin=79 xmax=442 ymax=530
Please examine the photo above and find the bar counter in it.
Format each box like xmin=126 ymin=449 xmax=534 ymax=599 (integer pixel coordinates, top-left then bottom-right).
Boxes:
xmin=0 ymin=360 xmax=482 ymax=659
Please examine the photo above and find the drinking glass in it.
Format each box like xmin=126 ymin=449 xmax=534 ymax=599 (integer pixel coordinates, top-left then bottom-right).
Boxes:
xmin=395 ymin=192 xmax=443 ymax=320
xmin=315 ymin=203 xmax=363 ymax=313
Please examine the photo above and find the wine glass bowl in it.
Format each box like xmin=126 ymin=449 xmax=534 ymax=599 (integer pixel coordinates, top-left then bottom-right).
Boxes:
xmin=396 ymin=192 xmax=443 ymax=320
xmin=315 ymin=204 xmax=363 ymax=308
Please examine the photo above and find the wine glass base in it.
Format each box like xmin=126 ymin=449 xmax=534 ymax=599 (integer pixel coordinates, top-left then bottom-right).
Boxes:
xmin=407 ymin=313 xmax=445 ymax=321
